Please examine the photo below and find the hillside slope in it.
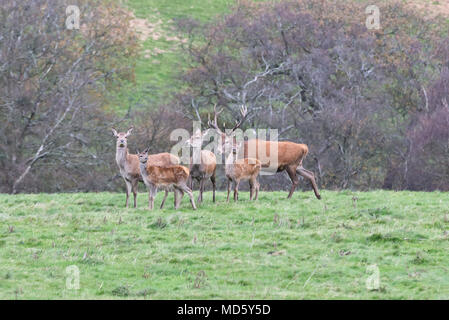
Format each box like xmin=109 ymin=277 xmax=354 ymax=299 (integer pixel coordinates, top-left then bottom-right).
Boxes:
xmin=118 ymin=0 xmax=232 ymax=110
xmin=119 ymin=0 xmax=449 ymax=112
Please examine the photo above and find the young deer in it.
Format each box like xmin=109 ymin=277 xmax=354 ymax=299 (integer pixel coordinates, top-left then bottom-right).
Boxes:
xmin=137 ymin=148 xmax=196 ymax=210
xmin=223 ymin=141 xmax=261 ymax=202
xmin=185 ymin=129 xmax=217 ymax=204
xmin=112 ymin=127 xmax=179 ymax=208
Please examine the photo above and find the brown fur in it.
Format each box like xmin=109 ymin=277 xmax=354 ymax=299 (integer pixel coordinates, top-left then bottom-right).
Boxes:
xmin=148 ymin=152 xmax=180 ymax=167
xmin=242 ymin=139 xmax=320 ymax=199
xmin=225 ymin=149 xmax=261 ymax=202
xmin=243 ymin=139 xmax=308 ymax=168
xmin=138 ymin=150 xmax=196 ymax=210
xmin=145 ymin=165 xmax=190 ymax=187
xmin=125 ymin=152 xmax=179 ymax=182
xmin=231 ymin=158 xmax=262 ymax=178
xmin=207 ymin=103 xmax=320 ymax=200
xmin=189 ymin=150 xmax=217 ymax=204
xmin=112 ymin=127 xmax=180 ymax=208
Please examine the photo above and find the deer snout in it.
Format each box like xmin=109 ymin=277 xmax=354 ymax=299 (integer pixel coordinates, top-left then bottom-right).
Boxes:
xmin=139 ymin=156 xmax=148 ymax=163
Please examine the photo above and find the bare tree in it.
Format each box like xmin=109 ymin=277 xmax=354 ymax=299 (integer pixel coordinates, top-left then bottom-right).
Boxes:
xmin=0 ymin=0 xmax=137 ymax=193
xmin=176 ymin=0 xmax=448 ymax=191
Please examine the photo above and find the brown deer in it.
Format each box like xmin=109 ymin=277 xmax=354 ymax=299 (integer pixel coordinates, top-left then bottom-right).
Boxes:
xmin=221 ymin=140 xmax=261 ymax=202
xmin=185 ymin=129 xmax=217 ymax=204
xmin=111 ymin=127 xmax=179 ymax=208
xmin=207 ymin=105 xmax=321 ymax=200
xmin=137 ymin=148 xmax=196 ymax=210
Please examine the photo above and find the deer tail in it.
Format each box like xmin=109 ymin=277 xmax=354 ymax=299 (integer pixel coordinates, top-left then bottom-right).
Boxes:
xmin=299 ymin=144 xmax=309 ymax=167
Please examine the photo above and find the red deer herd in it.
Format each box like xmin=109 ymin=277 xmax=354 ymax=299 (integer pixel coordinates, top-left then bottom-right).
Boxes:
xmin=112 ymin=106 xmax=321 ymax=210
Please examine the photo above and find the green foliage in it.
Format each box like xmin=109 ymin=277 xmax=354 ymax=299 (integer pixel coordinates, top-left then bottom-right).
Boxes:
xmin=0 ymin=190 xmax=448 ymax=299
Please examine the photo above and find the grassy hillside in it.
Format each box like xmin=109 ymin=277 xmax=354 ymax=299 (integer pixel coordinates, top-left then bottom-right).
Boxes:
xmin=108 ymin=0 xmax=232 ymax=113
xmin=1 ymin=190 xmax=448 ymax=299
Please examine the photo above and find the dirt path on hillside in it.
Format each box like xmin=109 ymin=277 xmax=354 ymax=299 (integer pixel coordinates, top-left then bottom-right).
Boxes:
xmin=129 ymin=11 xmax=187 ymax=60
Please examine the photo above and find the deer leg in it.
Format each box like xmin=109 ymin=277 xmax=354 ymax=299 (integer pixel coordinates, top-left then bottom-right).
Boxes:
xmin=286 ymin=166 xmax=299 ymax=199
xmin=178 ymin=183 xmax=196 ymax=210
xmin=197 ymin=179 xmax=204 ymax=204
xmin=160 ymin=189 xmax=169 ymax=209
xmin=255 ymin=180 xmax=259 ymax=200
xmin=149 ymin=193 xmax=153 ymax=210
xmin=297 ymin=166 xmax=321 ymax=199
xmin=234 ymin=179 xmax=240 ymax=202
xmin=173 ymin=187 xmax=182 ymax=209
xmin=211 ymin=174 xmax=216 ymax=203
xmin=249 ymin=179 xmax=254 ymax=200
xmin=132 ymin=179 xmax=138 ymax=208
xmin=199 ymin=177 xmax=203 ymax=203
xmin=174 ymin=187 xmax=179 ymax=208
xmin=124 ymin=179 xmax=132 ymax=208
xmin=177 ymin=188 xmax=184 ymax=209
xmin=202 ymin=177 xmax=207 ymax=203
xmin=188 ymin=175 xmax=193 ymax=190
xmin=227 ymin=178 xmax=232 ymax=203
xmin=148 ymin=184 xmax=157 ymax=210
xmin=196 ymin=179 xmax=201 ymax=204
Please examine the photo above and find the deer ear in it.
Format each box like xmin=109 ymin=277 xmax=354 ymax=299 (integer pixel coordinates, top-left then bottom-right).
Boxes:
xmin=111 ymin=128 xmax=118 ymax=137
xmin=125 ymin=126 xmax=134 ymax=137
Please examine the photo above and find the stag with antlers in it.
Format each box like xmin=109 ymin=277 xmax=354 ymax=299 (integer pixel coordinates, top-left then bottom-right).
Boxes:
xmin=207 ymin=105 xmax=321 ymax=200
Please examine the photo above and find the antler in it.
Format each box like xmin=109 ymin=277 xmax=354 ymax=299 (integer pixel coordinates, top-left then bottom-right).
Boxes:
xmin=230 ymin=104 xmax=248 ymax=132
xmin=207 ymin=104 xmax=224 ymax=134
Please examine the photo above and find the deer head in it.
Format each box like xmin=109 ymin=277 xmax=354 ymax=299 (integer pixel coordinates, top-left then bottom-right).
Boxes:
xmin=231 ymin=141 xmax=243 ymax=155
xmin=111 ymin=127 xmax=133 ymax=149
xmin=184 ymin=128 xmax=204 ymax=148
xmin=137 ymin=148 xmax=149 ymax=164
xmin=207 ymin=104 xmax=248 ymax=154
xmin=223 ymin=139 xmax=243 ymax=162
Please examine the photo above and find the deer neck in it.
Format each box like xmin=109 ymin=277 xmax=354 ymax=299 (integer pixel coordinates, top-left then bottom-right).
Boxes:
xmin=225 ymin=152 xmax=236 ymax=174
xmin=139 ymin=161 xmax=149 ymax=180
xmin=115 ymin=146 xmax=128 ymax=169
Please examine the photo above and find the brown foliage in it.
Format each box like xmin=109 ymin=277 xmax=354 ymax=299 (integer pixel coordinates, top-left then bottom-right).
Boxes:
xmin=0 ymin=0 xmax=138 ymax=193
xmin=176 ymin=0 xmax=449 ymax=191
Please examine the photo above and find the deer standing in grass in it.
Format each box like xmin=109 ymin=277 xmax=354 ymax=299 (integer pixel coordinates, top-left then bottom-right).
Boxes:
xmin=185 ymin=129 xmax=217 ymax=204
xmin=137 ymin=148 xmax=196 ymax=210
xmin=223 ymin=140 xmax=261 ymax=202
xmin=112 ymin=127 xmax=179 ymax=208
xmin=207 ymin=105 xmax=321 ymax=200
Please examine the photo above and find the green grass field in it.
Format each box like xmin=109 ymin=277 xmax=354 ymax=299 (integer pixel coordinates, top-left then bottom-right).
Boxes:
xmin=1 ymin=190 xmax=448 ymax=299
